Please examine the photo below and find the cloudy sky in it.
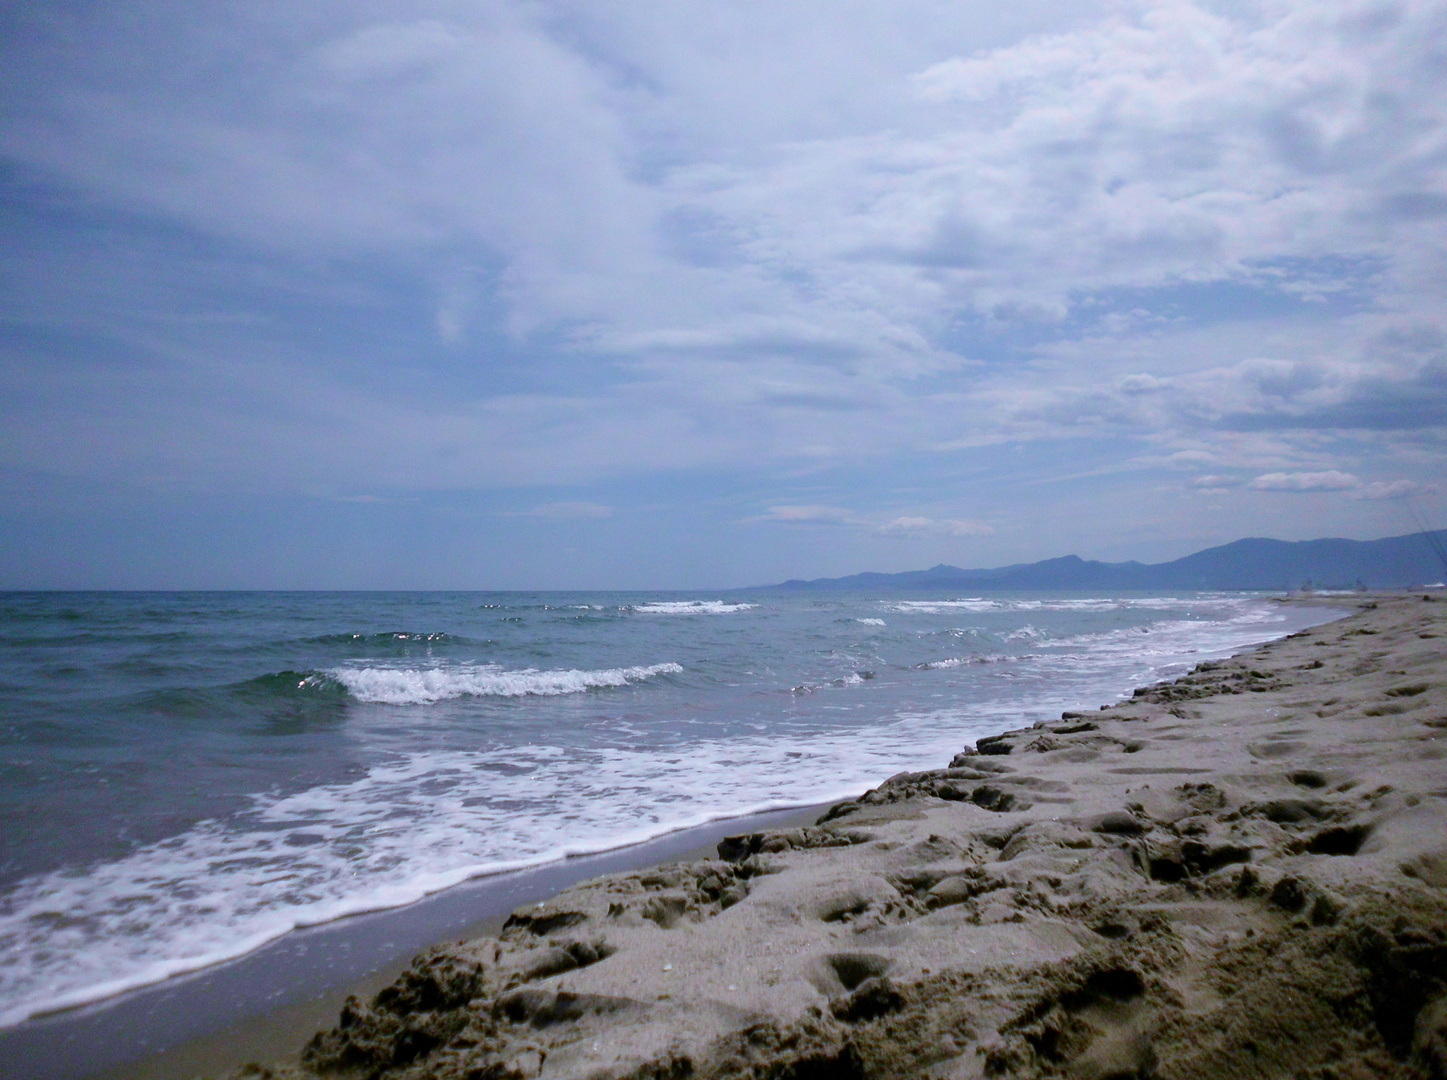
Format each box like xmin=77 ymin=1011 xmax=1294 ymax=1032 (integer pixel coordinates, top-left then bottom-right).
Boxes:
xmin=2 ymin=0 xmax=1444 ymax=588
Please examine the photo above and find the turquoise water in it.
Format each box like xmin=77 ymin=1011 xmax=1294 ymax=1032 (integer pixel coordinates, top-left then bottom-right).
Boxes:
xmin=0 ymin=589 xmax=1334 ymax=1026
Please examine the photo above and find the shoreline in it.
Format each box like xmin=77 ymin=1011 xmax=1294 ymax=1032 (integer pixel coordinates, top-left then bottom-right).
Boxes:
xmin=11 ymin=794 xmax=871 ymax=1028
xmin=0 ymin=593 xmax=1366 ymax=1080
xmin=3 ymin=592 xmax=1313 ymax=1033
xmin=201 ymin=592 xmax=1446 ymax=1079
xmin=1 ymin=803 xmax=832 ymax=1080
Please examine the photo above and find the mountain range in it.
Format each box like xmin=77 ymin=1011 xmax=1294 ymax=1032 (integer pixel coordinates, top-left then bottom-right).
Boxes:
xmin=758 ymin=529 xmax=1447 ymax=592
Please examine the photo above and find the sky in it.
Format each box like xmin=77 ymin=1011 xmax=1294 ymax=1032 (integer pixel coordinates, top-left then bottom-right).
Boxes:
xmin=1 ymin=0 xmax=1445 ymax=589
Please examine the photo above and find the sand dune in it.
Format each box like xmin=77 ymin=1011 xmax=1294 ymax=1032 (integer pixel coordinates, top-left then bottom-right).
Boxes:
xmin=232 ymin=594 xmax=1447 ymax=1080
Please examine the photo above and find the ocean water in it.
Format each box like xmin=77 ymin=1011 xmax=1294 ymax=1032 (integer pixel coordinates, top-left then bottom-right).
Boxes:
xmin=0 ymin=590 xmax=1335 ymax=1027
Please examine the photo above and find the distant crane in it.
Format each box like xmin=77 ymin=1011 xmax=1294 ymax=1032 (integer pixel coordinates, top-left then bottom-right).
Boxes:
xmin=1404 ymin=496 xmax=1447 ymax=580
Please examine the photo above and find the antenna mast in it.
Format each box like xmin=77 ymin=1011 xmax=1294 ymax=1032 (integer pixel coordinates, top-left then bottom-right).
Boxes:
xmin=1405 ymin=497 xmax=1447 ymax=578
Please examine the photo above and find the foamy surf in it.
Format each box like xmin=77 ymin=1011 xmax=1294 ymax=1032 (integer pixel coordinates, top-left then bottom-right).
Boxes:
xmin=0 ymin=710 xmax=1012 ymax=1029
xmin=886 ymin=596 xmax=1256 ymax=615
xmin=889 ymin=599 xmax=998 ymax=613
xmin=325 ymin=662 xmax=683 ymax=705
xmin=0 ymin=589 xmax=1343 ymax=1031
xmin=632 ymin=601 xmax=756 ymax=614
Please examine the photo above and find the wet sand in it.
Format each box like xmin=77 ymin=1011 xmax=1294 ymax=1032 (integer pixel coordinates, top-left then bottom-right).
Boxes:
xmin=2 ymin=806 xmax=830 ymax=1080
xmin=212 ymin=593 xmax=1447 ymax=1079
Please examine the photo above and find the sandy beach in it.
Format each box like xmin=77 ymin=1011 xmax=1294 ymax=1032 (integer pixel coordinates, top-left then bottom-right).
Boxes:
xmin=219 ymin=593 xmax=1446 ymax=1079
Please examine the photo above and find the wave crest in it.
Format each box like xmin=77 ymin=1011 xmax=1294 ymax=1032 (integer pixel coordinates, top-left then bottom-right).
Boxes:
xmin=918 ymin=653 xmax=1021 ymax=670
xmin=328 ymin=662 xmax=683 ymax=705
xmin=632 ymin=601 xmax=756 ymax=614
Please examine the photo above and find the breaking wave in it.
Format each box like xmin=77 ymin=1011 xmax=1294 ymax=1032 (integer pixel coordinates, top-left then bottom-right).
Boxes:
xmin=918 ymin=653 xmax=1021 ymax=670
xmin=326 ymin=662 xmax=683 ymax=705
xmin=632 ymin=601 xmax=756 ymax=615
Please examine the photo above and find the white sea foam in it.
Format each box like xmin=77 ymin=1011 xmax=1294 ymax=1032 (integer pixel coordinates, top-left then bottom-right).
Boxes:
xmin=0 ymin=708 xmax=1009 ymax=1028
xmin=0 ymin=592 xmax=1337 ymax=1029
xmin=888 ymin=596 xmax=1262 ymax=615
xmin=918 ymin=598 xmax=1298 ymax=675
xmin=633 ymin=601 xmax=756 ymax=614
xmin=327 ymin=663 xmax=681 ymax=705
xmin=889 ymin=599 xmax=999 ymax=613
xmin=920 ymin=653 xmax=1019 ymax=669
xmin=1004 ymin=624 xmax=1046 ymax=641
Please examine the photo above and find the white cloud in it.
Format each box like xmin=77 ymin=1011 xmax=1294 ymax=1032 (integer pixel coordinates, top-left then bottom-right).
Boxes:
xmin=755 ymin=507 xmax=995 ymax=535
xmin=8 ymin=1 xmax=1445 ymax=347
xmin=762 ymin=505 xmax=858 ymax=524
xmin=879 ymin=515 xmax=995 ymax=536
xmin=1355 ymin=479 xmax=1421 ymax=500
xmin=0 ymin=0 xmax=1443 ymax=522
xmin=1193 ymin=475 xmax=1237 ymax=489
xmin=1116 ymin=373 xmax=1167 ymax=395
xmin=1236 ymin=472 xmax=1430 ymax=499
xmin=881 ymin=516 xmax=935 ymax=532
xmin=941 ymin=519 xmax=997 ymax=537
xmin=1248 ymin=470 xmax=1361 ymax=491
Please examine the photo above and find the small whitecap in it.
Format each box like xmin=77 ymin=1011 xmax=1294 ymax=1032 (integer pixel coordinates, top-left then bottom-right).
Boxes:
xmin=633 ymin=601 xmax=756 ymax=615
xmin=889 ymin=599 xmax=999 ymax=614
xmin=329 ymin=662 xmax=683 ymax=705
xmin=1004 ymin=624 xmax=1046 ymax=642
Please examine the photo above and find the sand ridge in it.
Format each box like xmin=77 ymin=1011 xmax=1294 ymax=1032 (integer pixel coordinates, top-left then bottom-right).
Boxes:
xmin=229 ymin=594 xmax=1447 ymax=1080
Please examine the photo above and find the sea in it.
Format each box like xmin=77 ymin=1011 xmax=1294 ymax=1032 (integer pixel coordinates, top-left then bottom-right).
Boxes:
xmin=0 ymin=589 xmax=1337 ymax=1029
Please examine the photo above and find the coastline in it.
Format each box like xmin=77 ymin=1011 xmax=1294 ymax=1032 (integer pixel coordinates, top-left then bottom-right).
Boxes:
xmin=0 ymin=591 xmax=1333 ymax=1076
xmin=202 ymin=592 xmax=1446 ymax=1079
xmin=1 ymin=803 xmax=831 ymax=1080
xmin=4 ymin=590 xmax=1311 ymax=1048
xmin=3 ymin=591 xmax=1423 ymax=1079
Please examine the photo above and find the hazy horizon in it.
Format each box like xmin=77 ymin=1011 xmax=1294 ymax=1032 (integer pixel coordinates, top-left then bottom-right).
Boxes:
xmin=2 ymin=527 xmax=1443 ymax=593
xmin=3 ymin=2 xmax=1445 ymax=589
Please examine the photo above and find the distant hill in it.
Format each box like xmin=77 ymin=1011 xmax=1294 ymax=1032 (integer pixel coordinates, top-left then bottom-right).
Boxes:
xmin=756 ymin=530 xmax=1447 ymax=592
